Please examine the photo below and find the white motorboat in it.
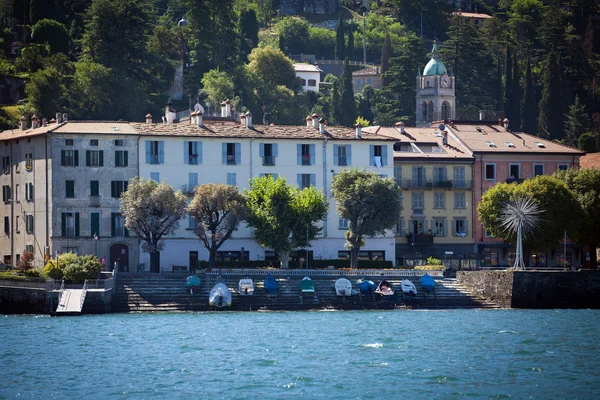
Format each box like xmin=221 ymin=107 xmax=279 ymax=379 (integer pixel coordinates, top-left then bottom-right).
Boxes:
xmin=335 ymin=278 xmax=353 ymax=297
xmin=238 ymin=278 xmax=254 ymax=296
xmin=400 ymin=279 xmax=417 ymax=297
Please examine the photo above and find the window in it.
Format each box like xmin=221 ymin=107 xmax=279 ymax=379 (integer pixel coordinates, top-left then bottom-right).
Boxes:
xmin=25 ymin=183 xmax=33 ymax=201
xmin=394 ymin=166 xmax=402 ymax=186
xmin=411 ymin=166 xmax=426 ymax=188
xmin=111 ymin=213 xmax=127 ymax=237
xmin=454 ymin=218 xmax=468 ymax=236
xmin=150 ymin=172 xmax=159 ymax=182
xmin=260 ymin=143 xmax=277 ymax=166
xmin=188 ymin=215 xmax=198 ymax=230
xmin=433 ymin=167 xmax=447 ymax=183
xmin=111 ymin=181 xmax=128 ymax=198
xmin=25 ymin=153 xmax=33 ymax=171
xmin=558 ymin=164 xmax=568 ymax=171
xmin=454 ymin=166 xmax=466 ymax=188
xmin=216 ymin=251 xmax=249 ymax=262
xmin=188 ymin=173 xmax=198 ymax=192
xmin=115 ymin=150 xmax=128 ymax=167
xmin=66 ymin=180 xmax=75 ymax=198
xmin=412 ymin=192 xmax=424 ymax=209
xmin=65 ymin=139 xmax=73 ymax=146
xmin=86 ymin=150 xmax=103 ymax=167
xmin=338 ymin=250 xmax=384 ymax=260
xmin=338 ymin=218 xmax=349 ymax=230
xmin=485 ymin=229 xmax=494 ymax=238
xmin=90 ymin=181 xmax=99 ymax=197
xmin=307 ymin=79 xmax=316 ymax=87
xmin=334 ymin=145 xmax=351 ymax=166
xmin=184 ymin=141 xmax=202 ymax=165
xmin=227 ymin=173 xmax=236 ymax=186
xmin=298 ymin=144 xmax=314 ymax=165
xmin=370 ymin=145 xmax=387 ymax=167
xmin=15 ymin=184 xmax=19 ymax=202
xmin=2 ymin=156 xmax=10 ymax=173
xmin=484 ymin=250 xmax=500 ymax=267
xmin=556 ymin=252 xmax=572 ymax=267
xmin=298 ymin=173 xmax=315 ymax=189
xmin=223 ymin=142 xmax=241 ymax=165
xmin=90 ymin=212 xmax=100 ymax=237
xmin=146 ymin=140 xmax=163 ymax=164
xmin=4 ymin=216 xmax=9 ymax=234
xmin=356 ymin=79 xmax=362 ymax=87
xmin=115 ymin=139 xmax=124 ymax=146
xmin=534 ymin=164 xmax=544 ymax=177
xmin=366 ymin=79 xmax=372 ymax=85
xmin=90 ymin=139 xmax=98 ymax=146
xmin=394 ymin=219 xmax=405 ymax=236
xmin=15 ymin=216 xmax=19 ymax=233
xmin=433 ymin=219 xmax=447 ymax=236
xmin=61 ymin=150 xmax=79 ymax=167
xmin=2 ymin=185 xmax=11 ymax=202
xmin=434 ymin=192 xmax=445 ymax=208
xmin=62 ymin=212 xmax=79 ymax=237
xmin=485 ymin=164 xmax=496 ymax=180
xmin=509 ymin=164 xmax=520 ymax=179
xmin=454 ymin=192 xmax=466 ymax=208
xmin=25 ymin=214 xmax=33 ymax=234
xmin=300 ymin=78 xmax=306 ymax=86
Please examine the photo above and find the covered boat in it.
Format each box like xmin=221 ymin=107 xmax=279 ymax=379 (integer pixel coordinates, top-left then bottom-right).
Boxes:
xmin=419 ymin=273 xmax=435 ymax=293
xmin=264 ymin=273 xmax=278 ymax=295
xmin=358 ymin=279 xmax=376 ymax=294
xmin=238 ymin=278 xmax=254 ymax=296
xmin=374 ymin=280 xmax=395 ymax=301
xmin=401 ymin=279 xmax=418 ymax=297
xmin=186 ymin=275 xmax=201 ymax=294
xmin=335 ymin=278 xmax=352 ymax=297
xmin=209 ymin=278 xmax=232 ymax=308
xmin=300 ymin=276 xmax=315 ymax=295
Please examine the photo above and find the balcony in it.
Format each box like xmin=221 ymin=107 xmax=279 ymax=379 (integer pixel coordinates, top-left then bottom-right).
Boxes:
xmin=181 ymin=184 xmax=198 ymax=195
xmin=188 ymin=155 xmax=199 ymax=165
xmin=402 ymin=179 xmax=473 ymax=190
xmin=148 ymin=155 xmax=160 ymax=164
xmin=89 ymin=196 xmax=101 ymax=207
xmin=301 ymin=155 xmax=311 ymax=166
xmin=407 ymin=233 xmax=435 ymax=245
xmin=64 ymin=227 xmax=75 ymax=237
xmin=262 ymin=155 xmax=275 ymax=166
xmin=506 ymin=178 xmax=525 ymax=184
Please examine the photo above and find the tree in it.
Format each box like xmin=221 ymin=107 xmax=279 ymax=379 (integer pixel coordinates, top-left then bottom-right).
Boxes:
xmin=69 ymin=60 xmax=115 ymax=120
xmin=337 ymin=58 xmax=357 ymax=127
xmin=347 ymin=23 xmax=355 ymax=61
xmin=120 ymin=178 xmax=187 ymax=273
xmin=555 ymin=168 xmax=600 ymax=269
xmin=510 ymin=55 xmax=521 ymax=129
xmin=538 ymin=52 xmax=564 ymax=139
xmin=521 ymin=57 xmax=537 ymax=134
xmin=31 ymin=19 xmax=70 ymax=55
xmin=187 ymin=184 xmax=246 ymax=267
xmin=239 ymin=8 xmax=259 ymax=59
xmin=563 ymin=95 xmax=590 ymax=147
xmin=578 ymin=132 xmax=599 ymax=153
xmin=478 ymin=176 xmax=581 ymax=256
xmin=244 ymin=176 xmax=328 ymax=268
xmin=25 ymin=67 xmax=65 ymax=118
xmin=276 ymin=16 xmax=310 ymax=55
xmin=380 ymin=31 xmax=392 ymax=87
xmin=335 ymin=13 xmax=345 ymax=61
xmin=201 ymin=69 xmax=236 ymax=110
xmin=331 ymin=169 xmax=402 ymax=269
xmin=503 ymin=46 xmax=513 ymax=118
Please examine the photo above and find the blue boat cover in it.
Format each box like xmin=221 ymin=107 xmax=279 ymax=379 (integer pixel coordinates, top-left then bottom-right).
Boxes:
xmin=358 ymin=280 xmax=376 ymax=294
xmin=420 ymin=273 xmax=436 ymax=293
xmin=264 ymin=273 xmax=279 ymax=294
xmin=186 ymin=275 xmax=201 ymax=287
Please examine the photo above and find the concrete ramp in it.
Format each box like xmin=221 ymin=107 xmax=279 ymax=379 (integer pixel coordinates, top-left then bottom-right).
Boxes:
xmin=56 ymin=289 xmax=85 ymax=313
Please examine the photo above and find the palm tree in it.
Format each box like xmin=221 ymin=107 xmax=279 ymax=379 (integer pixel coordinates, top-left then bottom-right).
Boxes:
xmin=498 ymin=197 xmax=542 ymax=270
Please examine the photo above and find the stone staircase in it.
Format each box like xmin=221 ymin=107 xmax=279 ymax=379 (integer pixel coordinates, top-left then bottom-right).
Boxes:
xmin=114 ymin=273 xmax=500 ymax=312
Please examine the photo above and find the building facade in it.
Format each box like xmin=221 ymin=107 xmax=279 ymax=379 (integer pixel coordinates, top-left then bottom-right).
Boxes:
xmin=293 ymin=64 xmax=323 ymax=92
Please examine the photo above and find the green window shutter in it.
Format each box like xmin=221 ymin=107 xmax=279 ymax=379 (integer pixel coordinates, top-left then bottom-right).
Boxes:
xmin=86 ymin=150 xmax=90 ymax=166
xmin=61 ymin=213 xmax=66 ymax=236
xmin=111 ymin=181 xmax=116 ymax=198
xmin=124 ymin=181 xmax=128 ymax=193
xmin=99 ymin=151 xmax=104 ymax=166
xmin=111 ymin=213 xmax=116 ymax=237
xmin=90 ymin=181 xmax=99 ymax=196
xmin=124 ymin=226 xmax=129 ymax=237
xmin=61 ymin=150 xmax=65 ymax=166
xmin=91 ymin=213 xmax=100 ymax=236
xmin=75 ymin=213 xmax=80 ymax=237
xmin=73 ymin=150 xmax=79 ymax=166
xmin=115 ymin=151 xmax=120 ymax=166
xmin=124 ymin=151 xmax=128 ymax=167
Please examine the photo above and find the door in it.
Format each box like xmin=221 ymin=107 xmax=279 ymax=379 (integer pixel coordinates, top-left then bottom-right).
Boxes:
xmin=189 ymin=251 xmax=198 ymax=271
xmin=110 ymin=244 xmax=129 ymax=272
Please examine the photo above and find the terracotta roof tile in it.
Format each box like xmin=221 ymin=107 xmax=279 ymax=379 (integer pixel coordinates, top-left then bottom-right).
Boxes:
xmin=581 ymin=153 xmax=600 ymax=169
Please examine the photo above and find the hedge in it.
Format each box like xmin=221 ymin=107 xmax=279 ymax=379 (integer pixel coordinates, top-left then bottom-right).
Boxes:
xmin=200 ymin=259 xmax=393 ymax=269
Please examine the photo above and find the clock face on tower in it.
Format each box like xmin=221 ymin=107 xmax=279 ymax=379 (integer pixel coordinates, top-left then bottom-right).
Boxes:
xmin=440 ymin=74 xmax=451 ymax=88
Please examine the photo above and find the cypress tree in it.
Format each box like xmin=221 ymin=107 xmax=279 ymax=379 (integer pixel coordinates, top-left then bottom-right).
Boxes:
xmin=538 ymin=52 xmax=564 ymax=139
xmin=510 ymin=55 xmax=521 ymax=130
xmin=335 ymin=13 xmax=345 ymax=61
xmin=380 ymin=31 xmax=392 ymax=87
xmin=331 ymin=80 xmax=342 ymax=125
xmin=347 ymin=24 xmax=355 ymax=61
xmin=239 ymin=8 xmax=259 ymax=60
xmin=338 ymin=58 xmax=357 ymax=127
xmin=496 ymin=59 xmax=503 ymax=111
xmin=503 ymin=47 xmax=512 ymax=118
xmin=521 ymin=57 xmax=537 ymax=135
xmin=564 ymin=95 xmax=590 ymax=147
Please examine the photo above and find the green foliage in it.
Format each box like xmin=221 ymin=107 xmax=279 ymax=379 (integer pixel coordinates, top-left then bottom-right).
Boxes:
xmin=44 ymin=259 xmax=62 ymax=280
xmin=578 ymin=131 xmax=599 ymax=153
xmin=538 ymin=52 xmax=564 ymax=139
xmin=244 ymin=175 xmax=328 ymax=268
xmin=25 ymin=67 xmax=65 ymax=119
xmin=308 ymin=28 xmax=335 ymax=60
xmin=16 ymin=252 xmax=34 ymax=271
xmin=355 ymin=116 xmax=370 ymax=127
xmin=426 ymin=256 xmax=441 ymax=266
xmin=521 ymin=57 xmax=537 ymax=134
xmin=277 ymin=17 xmax=310 ymax=55
xmin=564 ymin=95 xmax=590 ymax=147
xmin=335 ymin=13 xmax=345 ymax=61
xmin=239 ymin=8 xmax=259 ymax=58
xmin=31 ymin=19 xmax=70 ymax=54
xmin=62 ymin=255 xmax=102 ymax=283
xmin=336 ymin=58 xmax=357 ymax=127
xmin=201 ymin=69 xmax=236 ymax=110
xmin=14 ymin=44 xmax=50 ymax=73
xmin=68 ymin=60 xmax=115 ymax=120
xmin=332 ymin=169 xmax=403 ymax=268
xmin=380 ymin=31 xmax=392 ymax=86
xmin=43 ymin=252 xmax=87 ymax=281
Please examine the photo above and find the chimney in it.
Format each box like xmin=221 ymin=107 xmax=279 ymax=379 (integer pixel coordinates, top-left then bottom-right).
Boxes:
xmin=355 ymin=123 xmax=362 ymax=139
xmin=221 ymin=101 xmax=227 ymax=118
xmin=42 ymin=118 xmax=47 ymax=127
xmin=197 ymin=111 xmax=203 ymax=127
xmin=31 ymin=115 xmax=39 ymax=129
xmin=306 ymin=115 xmax=312 ymax=127
xmin=165 ymin=103 xmax=176 ymax=124
xmin=479 ymin=110 xmax=485 ymax=121
xmin=246 ymin=111 xmax=252 ymax=128
xmin=503 ymin=118 xmax=510 ymax=131
xmin=395 ymin=121 xmax=405 ymax=134
xmin=62 ymin=113 xmax=68 ymax=122
xmin=312 ymin=113 xmax=319 ymax=129
xmin=56 ymin=112 xmax=62 ymax=124
xmin=225 ymin=99 xmax=231 ymax=118
xmin=240 ymin=112 xmax=246 ymax=126
xmin=319 ymin=118 xmax=325 ymax=134
xmin=50 ymin=118 xmax=56 ymax=124
xmin=20 ymin=115 xmax=27 ymax=130
xmin=145 ymin=113 xmax=152 ymax=124
xmin=498 ymin=118 xmax=502 ymax=126
xmin=442 ymin=130 xmax=448 ymax=146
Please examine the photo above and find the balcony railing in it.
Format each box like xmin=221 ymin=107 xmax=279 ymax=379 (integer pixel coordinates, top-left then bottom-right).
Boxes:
xmin=301 ymin=155 xmax=311 ymax=166
xmin=181 ymin=184 xmax=198 ymax=195
xmin=408 ymin=233 xmax=435 ymax=245
xmin=401 ymin=179 xmax=473 ymax=190
xmin=148 ymin=155 xmax=160 ymax=164
xmin=188 ymin=155 xmax=199 ymax=165
xmin=89 ymin=195 xmax=101 ymax=207
xmin=262 ymin=155 xmax=275 ymax=166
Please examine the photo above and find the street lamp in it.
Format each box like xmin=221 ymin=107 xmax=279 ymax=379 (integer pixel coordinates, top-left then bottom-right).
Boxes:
xmin=93 ymin=233 xmax=98 ymax=257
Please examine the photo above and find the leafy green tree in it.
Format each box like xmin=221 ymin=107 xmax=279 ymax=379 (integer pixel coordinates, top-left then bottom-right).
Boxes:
xmin=555 ymin=168 xmax=600 ymax=269
xmin=31 ymin=19 xmax=70 ymax=55
xmin=308 ymin=27 xmax=335 ymax=60
xmin=187 ymin=183 xmax=246 ymax=267
xmin=276 ymin=16 xmax=309 ymax=55
xmin=201 ymin=69 xmax=236 ymax=111
xmin=244 ymin=176 xmax=328 ymax=268
xmin=521 ymin=57 xmax=537 ymax=134
xmin=239 ymin=8 xmax=259 ymax=59
xmin=478 ymin=176 xmax=581 ymax=255
xmin=506 ymin=0 xmax=543 ymax=50
xmin=331 ymin=79 xmax=342 ymax=125
xmin=331 ymin=169 xmax=402 ymax=269
xmin=68 ymin=60 xmax=115 ymax=120
xmin=538 ymin=51 xmax=564 ymax=139
xmin=382 ymin=0 xmax=451 ymax=39
xmin=14 ymin=44 xmax=50 ymax=73
xmin=337 ymin=58 xmax=357 ymax=127
xmin=380 ymin=31 xmax=392 ymax=87
xmin=25 ymin=67 xmax=65 ymax=118
xmin=347 ymin=23 xmax=355 ymax=61
xmin=335 ymin=13 xmax=345 ymax=61
xmin=578 ymin=131 xmax=599 ymax=153
xmin=563 ymin=95 xmax=590 ymax=147
xmin=120 ymin=178 xmax=187 ymax=273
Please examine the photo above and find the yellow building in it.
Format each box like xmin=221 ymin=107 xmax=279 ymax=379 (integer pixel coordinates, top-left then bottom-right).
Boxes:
xmin=364 ymin=123 xmax=476 ymax=266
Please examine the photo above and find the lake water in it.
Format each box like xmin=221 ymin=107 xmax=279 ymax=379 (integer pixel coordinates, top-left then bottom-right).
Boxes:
xmin=1 ymin=310 xmax=599 ymax=399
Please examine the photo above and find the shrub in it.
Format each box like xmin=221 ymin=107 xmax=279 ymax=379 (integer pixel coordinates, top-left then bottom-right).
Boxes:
xmin=426 ymin=256 xmax=441 ymax=266
xmin=16 ymin=251 xmax=34 ymax=271
xmin=43 ymin=253 xmax=102 ymax=283
xmin=23 ymin=268 xmax=43 ymax=277
xmin=415 ymin=265 xmax=445 ymax=271
xmin=44 ymin=259 xmax=62 ymax=279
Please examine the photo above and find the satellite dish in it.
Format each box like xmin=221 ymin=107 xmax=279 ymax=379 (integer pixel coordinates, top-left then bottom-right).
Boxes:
xmin=194 ymin=103 xmax=204 ymax=114
xmin=439 ymin=124 xmax=446 ymax=131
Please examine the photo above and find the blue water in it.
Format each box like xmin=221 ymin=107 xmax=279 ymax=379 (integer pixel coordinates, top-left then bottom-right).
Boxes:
xmin=1 ymin=310 xmax=599 ymax=399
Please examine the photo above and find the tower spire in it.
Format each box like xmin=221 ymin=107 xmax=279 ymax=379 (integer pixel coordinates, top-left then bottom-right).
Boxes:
xmin=431 ymin=40 xmax=439 ymax=59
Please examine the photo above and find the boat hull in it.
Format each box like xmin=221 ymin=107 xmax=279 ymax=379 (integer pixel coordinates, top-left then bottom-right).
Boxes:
xmin=358 ymin=280 xmax=376 ymax=294
xmin=239 ymin=278 xmax=255 ymax=296
xmin=375 ymin=280 xmax=395 ymax=301
xmin=335 ymin=278 xmax=353 ymax=297
xmin=401 ymin=279 xmax=418 ymax=297
xmin=419 ymin=273 xmax=435 ymax=293
xmin=301 ymin=276 xmax=315 ymax=295
xmin=264 ymin=274 xmax=278 ymax=295
xmin=209 ymin=283 xmax=232 ymax=307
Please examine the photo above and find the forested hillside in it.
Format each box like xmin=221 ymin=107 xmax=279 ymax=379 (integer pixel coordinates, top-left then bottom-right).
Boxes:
xmin=0 ymin=0 xmax=598 ymax=149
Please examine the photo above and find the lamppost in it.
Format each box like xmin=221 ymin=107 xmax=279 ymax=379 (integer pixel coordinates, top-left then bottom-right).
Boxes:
xmin=93 ymin=233 xmax=98 ymax=257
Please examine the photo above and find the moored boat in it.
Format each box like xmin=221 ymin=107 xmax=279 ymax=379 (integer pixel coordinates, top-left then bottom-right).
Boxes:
xmin=209 ymin=278 xmax=232 ymax=308
xmin=264 ymin=273 xmax=278 ymax=295
xmin=186 ymin=275 xmax=201 ymax=294
xmin=374 ymin=280 xmax=395 ymax=301
xmin=335 ymin=278 xmax=352 ymax=297
xmin=401 ymin=279 xmax=418 ymax=297
xmin=239 ymin=278 xmax=254 ymax=296
xmin=300 ymin=276 xmax=315 ymax=295
xmin=358 ymin=279 xmax=376 ymax=294
xmin=419 ymin=273 xmax=435 ymax=293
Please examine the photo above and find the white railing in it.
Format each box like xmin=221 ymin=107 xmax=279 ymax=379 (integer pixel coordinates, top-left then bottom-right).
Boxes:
xmin=80 ymin=280 xmax=88 ymax=310
xmin=204 ymin=268 xmax=444 ymax=277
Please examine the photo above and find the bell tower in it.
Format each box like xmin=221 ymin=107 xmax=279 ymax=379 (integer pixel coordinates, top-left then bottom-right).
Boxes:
xmin=415 ymin=41 xmax=456 ymax=127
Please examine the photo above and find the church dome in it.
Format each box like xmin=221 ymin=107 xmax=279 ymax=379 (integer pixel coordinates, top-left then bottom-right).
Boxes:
xmin=423 ymin=41 xmax=447 ymax=76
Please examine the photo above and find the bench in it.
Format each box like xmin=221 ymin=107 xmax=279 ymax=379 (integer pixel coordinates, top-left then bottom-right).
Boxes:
xmin=172 ymin=265 xmax=188 ymax=272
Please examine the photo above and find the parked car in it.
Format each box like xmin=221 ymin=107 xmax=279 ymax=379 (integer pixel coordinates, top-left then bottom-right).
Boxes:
xmin=0 ymin=262 xmax=13 ymax=270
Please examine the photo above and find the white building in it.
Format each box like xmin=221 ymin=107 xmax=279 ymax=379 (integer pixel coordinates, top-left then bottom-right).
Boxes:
xmin=133 ymin=110 xmax=396 ymax=271
xmin=293 ymin=64 xmax=323 ymax=92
